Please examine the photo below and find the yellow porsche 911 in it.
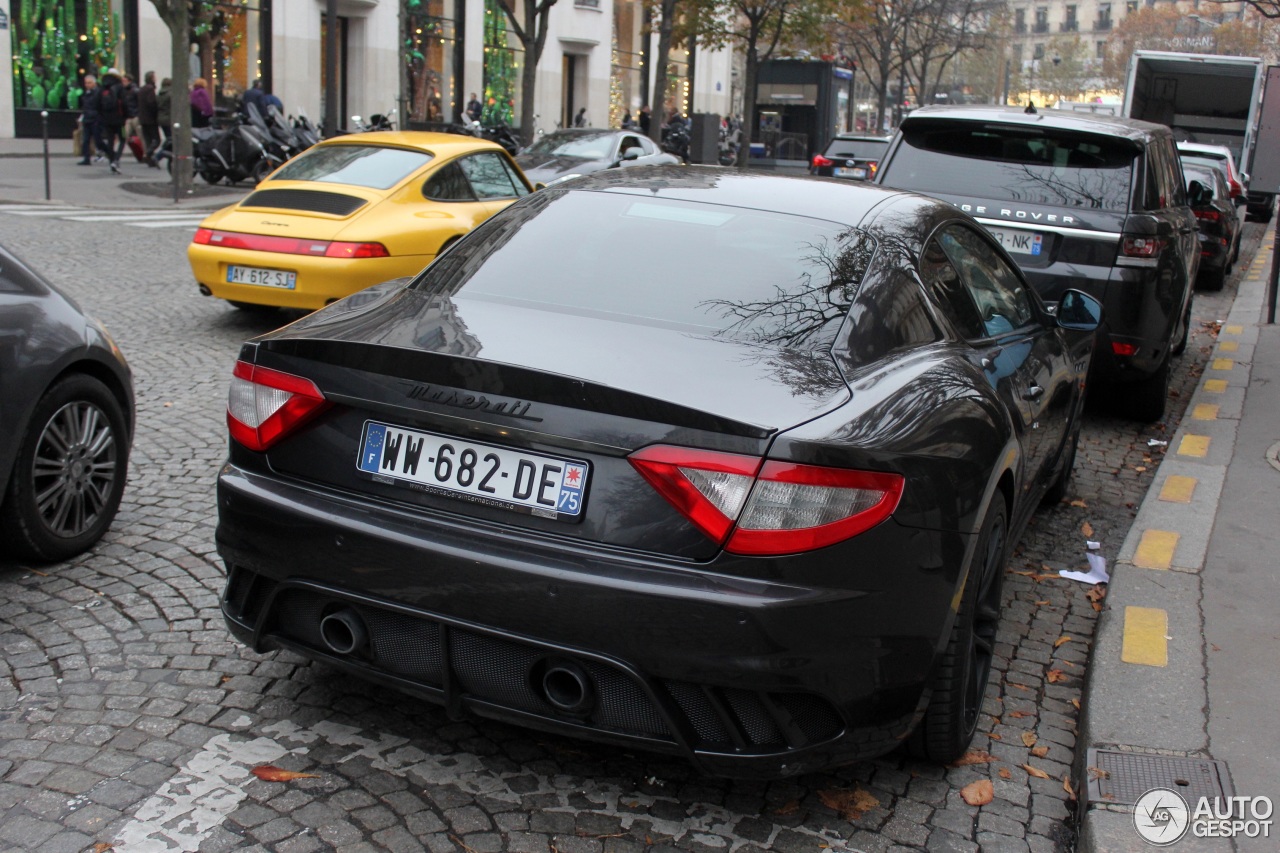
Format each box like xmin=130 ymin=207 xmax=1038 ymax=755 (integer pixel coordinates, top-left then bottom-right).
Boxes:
xmin=188 ymin=132 xmax=533 ymax=311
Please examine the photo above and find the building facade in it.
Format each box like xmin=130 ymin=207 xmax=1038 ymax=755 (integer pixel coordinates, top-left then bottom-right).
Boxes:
xmin=4 ymin=0 xmax=735 ymax=139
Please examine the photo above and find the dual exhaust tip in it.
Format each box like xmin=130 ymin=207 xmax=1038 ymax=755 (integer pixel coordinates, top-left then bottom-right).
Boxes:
xmin=318 ymin=607 xmax=596 ymax=715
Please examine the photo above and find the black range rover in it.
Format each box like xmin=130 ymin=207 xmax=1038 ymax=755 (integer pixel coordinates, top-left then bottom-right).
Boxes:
xmin=876 ymin=106 xmax=1197 ymax=421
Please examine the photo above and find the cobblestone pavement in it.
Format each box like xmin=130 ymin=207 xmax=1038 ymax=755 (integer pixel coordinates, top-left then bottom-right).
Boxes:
xmin=0 ymin=214 xmax=1263 ymax=853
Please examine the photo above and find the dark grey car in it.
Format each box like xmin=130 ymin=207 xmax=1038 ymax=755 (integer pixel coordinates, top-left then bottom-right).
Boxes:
xmin=0 ymin=244 xmax=134 ymax=562
xmin=516 ymin=129 xmax=679 ymax=187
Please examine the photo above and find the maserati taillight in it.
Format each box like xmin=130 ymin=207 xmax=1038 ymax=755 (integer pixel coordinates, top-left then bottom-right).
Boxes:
xmin=227 ymin=360 xmax=331 ymax=451
xmin=629 ymin=445 xmax=904 ymax=556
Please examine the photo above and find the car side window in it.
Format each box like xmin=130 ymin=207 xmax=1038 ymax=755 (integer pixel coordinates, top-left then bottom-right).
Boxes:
xmin=920 ymin=237 xmax=985 ymax=340
xmin=637 ymin=136 xmax=657 ymax=155
xmin=458 ymin=152 xmax=527 ymax=199
xmin=423 ymin=161 xmax=478 ymax=201
xmin=1164 ymin=141 xmax=1187 ymax=206
xmin=619 ymin=135 xmax=644 ymax=158
xmin=938 ymin=226 xmax=1034 ymax=337
xmin=1144 ymin=150 xmax=1165 ymax=210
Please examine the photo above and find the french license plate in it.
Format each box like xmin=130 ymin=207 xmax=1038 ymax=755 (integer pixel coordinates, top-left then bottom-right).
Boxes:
xmin=357 ymin=421 xmax=588 ymax=519
xmin=988 ymin=227 xmax=1044 ymax=256
xmin=227 ymin=265 xmax=297 ymax=289
xmin=834 ymin=166 xmax=868 ymax=179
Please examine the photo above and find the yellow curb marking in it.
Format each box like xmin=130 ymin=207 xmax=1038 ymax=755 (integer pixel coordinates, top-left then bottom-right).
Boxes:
xmin=1205 ymin=379 xmax=1228 ymax=393
xmin=1192 ymin=403 xmax=1219 ymax=420
xmin=1122 ymin=607 xmax=1169 ymax=667
xmin=1218 ymin=340 xmax=1239 ymax=353
xmin=1179 ymin=434 xmax=1211 ymax=458
xmin=1134 ymin=529 xmax=1179 ymax=569
xmin=1212 ymin=358 xmax=1235 ymax=371
xmin=1160 ymin=476 xmax=1197 ymax=503
xmin=1225 ymin=324 xmax=1243 ymax=334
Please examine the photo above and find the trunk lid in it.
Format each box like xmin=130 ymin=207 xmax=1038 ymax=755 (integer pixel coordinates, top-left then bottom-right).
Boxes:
xmin=203 ymin=181 xmax=387 ymax=241
xmin=251 ymin=287 xmax=851 ymax=559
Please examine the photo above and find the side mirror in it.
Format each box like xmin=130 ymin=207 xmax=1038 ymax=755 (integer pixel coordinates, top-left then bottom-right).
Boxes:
xmin=620 ymin=148 xmax=642 ymax=161
xmin=1056 ymin=289 xmax=1103 ymax=331
xmin=1187 ymin=180 xmax=1211 ymax=207
xmin=533 ymin=182 xmax=547 ymax=191
xmin=351 ymin=115 xmax=362 ymax=124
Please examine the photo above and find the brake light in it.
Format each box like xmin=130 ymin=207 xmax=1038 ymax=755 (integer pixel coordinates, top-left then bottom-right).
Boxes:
xmin=325 ymin=241 xmax=390 ymax=259
xmin=227 ymin=360 xmax=330 ymax=452
xmin=1112 ymin=342 xmax=1139 ymax=357
xmin=1120 ymin=236 xmax=1165 ymax=258
xmin=629 ymin=445 xmax=904 ymax=556
xmin=868 ymin=161 xmax=879 ymax=177
xmin=812 ymin=154 xmax=834 ymax=168
xmin=1194 ymin=209 xmax=1220 ymax=222
xmin=1229 ymin=179 xmax=1243 ymax=198
xmin=192 ymin=228 xmax=390 ymax=259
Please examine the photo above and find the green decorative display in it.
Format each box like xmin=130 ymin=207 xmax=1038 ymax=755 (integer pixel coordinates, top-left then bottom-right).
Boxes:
xmin=12 ymin=0 xmax=118 ymax=111
xmin=481 ymin=0 xmax=517 ymax=127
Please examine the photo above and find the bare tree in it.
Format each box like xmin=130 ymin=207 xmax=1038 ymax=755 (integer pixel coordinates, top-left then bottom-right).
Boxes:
xmin=494 ymin=0 xmax=560 ymax=144
xmin=646 ymin=0 xmax=680 ymax=143
xmin=835 ymin=0 xmax=909 ymax=132
xmin=146 ymin=0 xmax=192 ymax=194
xmin=901 ymin=0 xmax=1002 ymax=108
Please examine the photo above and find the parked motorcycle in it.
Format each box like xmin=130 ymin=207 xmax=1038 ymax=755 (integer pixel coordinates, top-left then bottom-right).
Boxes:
xmin=155 ymin=114 xmax=283 ymax=185
xmin=351 ymin=109 xmax=397 ymax=132
xmin=660 ymin=119 xmax=691 ymax=163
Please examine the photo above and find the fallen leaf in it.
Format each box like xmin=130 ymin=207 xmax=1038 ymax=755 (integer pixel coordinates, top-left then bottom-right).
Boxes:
xmin=1087 ymin=766 xmax=1110 ymax=780
xmin=1211 ymin=644 xmax=1222 ymax=652
xmin=1031 ymin=745 xmax=1050 ymax=758
xmin=1054 ymin=636 xmax=1072 ymax=648
xmin=772 ymin=800 xmax=800 ymax=816
xmin=1072 ymin=699 xmax=1081 ymax=710
xmin=1022 ymin=764 xmax=1051 ymax=780
xmin=998 ymin=767 xmax=1012 ymax=779
xmin=1047 ymin=669 xmax=1068 ymax=683
xmin=951 ymin=749 xmax=997 ymax=767
xmin=1012 ymin=569 xmax=1037 ymax=577
xmin=960 ymin=778 xmax=994 ymax=806
xmin=818 ymin=787 xmax=880 ymax=821
xmin=1069 ymin=499 xmax=1088 ymax=508
xmin=1030 ymin=573 xmax=1058 ymax=582
xmin=1082 ymin=521 xmax=1094 ymax=538
xmin=1009 ymin=710 xmax=1033 ymax=719
xmin=1010 ymin=683 xmax=1034 ymax=692
xmin=251 ymin=765 xmax=318 ymax=782
xmin=163 ymin=402 xmax=173 ymax=408
xmin=1021 ymin=732 xmax=1038 ymax=747
xmin=1064 ymin=776 xmax=1077 ymax=799
xmin=988 ymin=732 xmax=1002 ymax=740
xmin=1135 ymin=465 xmax=1148 ymax=473
xmin=93 ymin=845 xmax=113 ymax=853
xmin=1034 ymin=599 xmax=1051 ymax=606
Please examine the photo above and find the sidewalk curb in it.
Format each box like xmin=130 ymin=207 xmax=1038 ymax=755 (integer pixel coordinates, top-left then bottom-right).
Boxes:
xmin=1075 ymin=224 xmax=1274 ymax=852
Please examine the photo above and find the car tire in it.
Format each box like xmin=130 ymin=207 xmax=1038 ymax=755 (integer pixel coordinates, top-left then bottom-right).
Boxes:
xmin=1199 ymin=265 xmax=1226 ymax=292
xmin=199 ymin=167 xmax=224 ymax=186
xmin=908 ymin=492 xmax=1007 ymax=763
xmin=1123 ymin=358 xmax=1170 ymax=423
xmin=0 ymin=374 xmax=129 ymax=562
xmin=1041 ymin=427 xmax=1079 ymax=506
xmin=250 ymin=159 xmax=273 ymax=185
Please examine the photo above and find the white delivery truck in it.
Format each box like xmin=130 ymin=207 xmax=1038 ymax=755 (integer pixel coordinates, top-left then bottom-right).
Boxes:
xmin=1123 ymin=51 xmax=1265 ymax=214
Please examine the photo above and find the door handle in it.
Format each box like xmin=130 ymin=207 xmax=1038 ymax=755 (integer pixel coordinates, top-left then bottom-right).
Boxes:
xmin=1023 ymin=384 xmax=1045 ymax=401
xmin=980 ymin=346 xmax=1003 ymax=370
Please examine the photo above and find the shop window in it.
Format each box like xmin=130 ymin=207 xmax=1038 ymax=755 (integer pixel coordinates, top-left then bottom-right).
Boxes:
xmin=407 ymin=0 xmax=458 ymax=124
xmin=483 ymin=0 xmax=523 ymax=128
xmin=11 ymin=0 xmax=118 ymax=113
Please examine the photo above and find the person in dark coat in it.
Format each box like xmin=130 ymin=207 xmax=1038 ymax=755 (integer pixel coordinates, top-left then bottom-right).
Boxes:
xmin=157 ymin=78 xmax=172 ymax=143
xmin=240 ymin=78 xmax=266 ymax=117
xmin=138 ymin=71 xmax=160 ymax=167
xmin=466 ymin=92 xmax=482 ymax=123
xmin=190 ymin=78 xmax=214 ymax=128
xmin=639 ymin=104 xmax=651 ymax=135
xmin=121 ymin=73 xmax=141 ymax=144
xmin=98 ymin=69 xmax=127 ymax=173
xmin=76 ymin=75 xmax=100 ymax=165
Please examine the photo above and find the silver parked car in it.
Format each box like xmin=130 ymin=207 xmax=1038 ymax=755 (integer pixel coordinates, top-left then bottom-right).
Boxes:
xmin=516 ymin=129 xmax=679 ymax=187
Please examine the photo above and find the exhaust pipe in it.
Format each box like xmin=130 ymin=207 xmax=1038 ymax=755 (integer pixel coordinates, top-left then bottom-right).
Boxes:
xmin=320 ymin=608 xmax=368 ymax=655
xmin=539 ymin=659 xmax=595 ymax=715
xmin=198 ymin=285 xmax=212 ymax=296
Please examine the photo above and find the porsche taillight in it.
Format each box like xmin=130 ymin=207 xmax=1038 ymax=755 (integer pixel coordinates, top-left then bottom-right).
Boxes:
xmin=227 ymin=360 xmax=331 ymax=451
xmin=629 ymin=445 xmax=904 ymax=556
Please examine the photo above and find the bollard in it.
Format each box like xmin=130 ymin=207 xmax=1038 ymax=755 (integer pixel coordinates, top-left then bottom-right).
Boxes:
xmin=172 ymin=122 xmax=181 ymax=205
xmin=1269 ymin=185 xmax=1279 ymax=325
xmin=41 ymin=111 xmax=51 ymax=201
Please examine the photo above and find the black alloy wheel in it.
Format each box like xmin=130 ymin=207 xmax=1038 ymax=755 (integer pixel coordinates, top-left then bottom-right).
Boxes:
xmin=1 ymin=375 xmax=129 ymax=562
xmin=909 ymin=492 xmax=1008 ymax=762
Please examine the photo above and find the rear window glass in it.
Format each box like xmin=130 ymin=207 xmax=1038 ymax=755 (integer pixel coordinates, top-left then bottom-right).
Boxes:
xmin=824 ymin=139 xmax=888 ymax=159
xmin=1183 ymin=168 xmax=1222 ymax=199
xmin=271 ymin=145 xmax=431 ymax=189
xmin=884 ymin=122 xmax=1137 ymax=211
xmin=412 ymin=191 xmax=875 ymax=351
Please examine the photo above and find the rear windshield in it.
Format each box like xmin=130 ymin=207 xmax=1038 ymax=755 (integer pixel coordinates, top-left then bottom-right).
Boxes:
xmin=1183 ymin=167 xmax=1222 ymax=199
xmin=884 ymin=122 xmax=1137 ymax=211
xmin=270 ymin=145 xmax=432 ymax=189
xmin=824 ymin=138 xmax=888 ymax=159
xmin=412 ymin=191 xmax=874 ymax=351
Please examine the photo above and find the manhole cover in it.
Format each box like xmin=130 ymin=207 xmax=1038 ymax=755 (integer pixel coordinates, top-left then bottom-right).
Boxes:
xmin=1085 ymin=749 xmax=1231 ymax=806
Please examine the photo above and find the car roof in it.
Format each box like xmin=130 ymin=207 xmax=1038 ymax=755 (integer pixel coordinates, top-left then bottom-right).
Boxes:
xmin=555 ymin=165 xmax=934 ymax=227
xmin=900 ymin=105 xmax=1171 ymax=142
xmin=1177 ymin=142 xmax=1234 ymax=160
xmin=314 ymin=131 xmax=507 ymax=156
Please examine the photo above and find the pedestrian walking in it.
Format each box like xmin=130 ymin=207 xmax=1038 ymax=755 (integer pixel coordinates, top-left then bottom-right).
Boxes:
xmin=76 ymin=75 xmax=100 ymax=165
xmin=139 ymin=71 xmax=161 ymax=167
xmin=574 ymin=107 xmax=588 ymax=128
xmin=190 ymin=78 xmax=214 ymax=129
xmin=121 ymin=73 xmax=141 ymax=144
xmin=97 ymin=69 xmax=127 ymax=173
xmin=157 ymin=78 xmax=173 ymax=144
